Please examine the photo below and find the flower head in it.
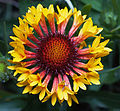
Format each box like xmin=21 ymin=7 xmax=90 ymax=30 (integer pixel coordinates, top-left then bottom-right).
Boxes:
xmin=8 ymin=4 xmax=112 ymax=106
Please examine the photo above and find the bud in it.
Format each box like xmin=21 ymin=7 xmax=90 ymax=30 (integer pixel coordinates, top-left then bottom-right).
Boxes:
xmin=0 ymin=57 xmax=10 ymax=82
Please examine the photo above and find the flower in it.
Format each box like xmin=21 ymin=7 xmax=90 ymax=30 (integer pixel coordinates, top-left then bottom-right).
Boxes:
xmin=8 ymin=4 xmax=112 ymax=106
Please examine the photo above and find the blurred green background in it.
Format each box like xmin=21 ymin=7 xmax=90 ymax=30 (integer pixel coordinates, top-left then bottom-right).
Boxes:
xmin=0 ymin=0 xmax=120 ymax=111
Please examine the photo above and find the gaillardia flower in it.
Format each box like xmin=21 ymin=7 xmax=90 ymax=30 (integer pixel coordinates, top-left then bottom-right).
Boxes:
xmin=8 ymin=4 xmax=112 ymax=106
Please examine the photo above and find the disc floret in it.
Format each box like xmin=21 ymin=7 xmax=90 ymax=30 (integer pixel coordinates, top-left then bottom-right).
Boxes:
xmin=8 ymin=4 xmax=112 ymax=106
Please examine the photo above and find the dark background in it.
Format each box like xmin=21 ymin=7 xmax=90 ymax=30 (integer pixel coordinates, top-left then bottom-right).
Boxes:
xmin=0 ymin=0 xmax=120 ymax=111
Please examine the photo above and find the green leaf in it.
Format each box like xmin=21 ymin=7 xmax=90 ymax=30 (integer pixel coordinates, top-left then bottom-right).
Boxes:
xmin=81 ymin=4 xmax=92 ymax=15
xmin=3 ymin=21 xmax=8 ymax=55
xmin=0 ymin=90 xmax=27 ymax=111
xmin=0 ymin=52 xmax=3 ymax=57
xmin=112 ymin=0 xmax=120 ymax=15
xmin=100 ymin=66 xmax=120 ymax=84
xmin=91 ymin=91 xmax=120 ymax=109
xmin=0 ymin=100 xmax=27 ymax=111
xmin=81 ymin=0 xmax=102 ymax=12
xmin=0 ymin=90 xmax=14 ymax=99
xmin=110 ymin=25 xmax=120 ymax=33
xmin=0 ymin=62 xmax=6 ymax=73
xmin=0 ymin=40 xmax=7 ymax=55
xmin=79 ymin=91 xmax=120 ymax=109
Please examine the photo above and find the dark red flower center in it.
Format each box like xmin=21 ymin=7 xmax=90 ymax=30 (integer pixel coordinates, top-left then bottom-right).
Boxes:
xmin=36 ymin=33 xmax=77 ymax=73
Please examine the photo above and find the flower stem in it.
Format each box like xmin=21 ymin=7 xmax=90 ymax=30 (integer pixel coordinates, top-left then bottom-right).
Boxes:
xmin=110 ymin=25 xmax=120 ymax=33
xmin=64 ymin=0 xmax=74 ymax=10
xmin=103 ymin=65 xmax=120 ymax=73
xmin=3 ymin=21 xmax=8 ymax=55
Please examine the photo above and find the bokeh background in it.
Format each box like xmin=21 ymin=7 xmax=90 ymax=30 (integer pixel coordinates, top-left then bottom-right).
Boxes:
xmin=0 ymin=0 xmax=120 ymax=111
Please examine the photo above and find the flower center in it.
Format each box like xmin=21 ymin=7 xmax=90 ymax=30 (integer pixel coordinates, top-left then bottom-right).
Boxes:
xmin=43 ymin=37 xmax=70 ymax=65
xmin=36 ymin=33 xmax=77 ymax=73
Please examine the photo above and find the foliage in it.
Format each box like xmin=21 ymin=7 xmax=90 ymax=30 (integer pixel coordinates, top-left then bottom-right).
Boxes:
xmin=0 ymin=0 xmax=120 ymax=111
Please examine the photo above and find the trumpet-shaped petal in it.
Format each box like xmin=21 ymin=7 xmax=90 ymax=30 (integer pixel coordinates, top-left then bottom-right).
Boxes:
xmin=8 ymin=3 xmax=111 ymax=107
xmin=85 ymin=72 xmax=100 ymax=85
xmin=24 ymin=4 xmax=43 ymax=27
xmin=69 ymin=8 xmax=86 ymax=37
xmin=55 ymin=6 xmax=73 ymax=34
xmin=73 ymin=74 xmax=90 ymax=92
xmin=89 ymin=35 xmax=112 ymax=57
xmin=13 ymin=17 xmax=33 ymax=36
xmin=79 ymin=18 xmax=103 ymax=37
xmin=71 ymin=18 xmax=103 ymax=45
xmin=43 ymin=5 xmax=55 ymax=33
xmin=84 ymin=58 xmax=103 ymax=73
